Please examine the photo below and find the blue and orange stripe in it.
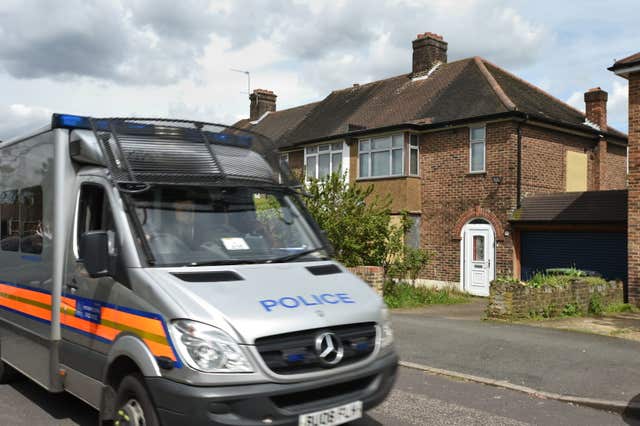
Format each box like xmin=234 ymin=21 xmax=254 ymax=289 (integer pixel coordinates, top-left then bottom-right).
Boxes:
xmin=0 ymin=281 xmax=181 ymax=367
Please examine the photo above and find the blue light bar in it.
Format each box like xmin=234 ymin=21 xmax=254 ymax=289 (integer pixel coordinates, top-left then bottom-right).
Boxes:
xmin=206 ymin=131 xmax=252 ymax=148
xmin=52 ymin=113 xmax=92 ymax=130
xmin=51 ymin=114 xmax=254 ymax=149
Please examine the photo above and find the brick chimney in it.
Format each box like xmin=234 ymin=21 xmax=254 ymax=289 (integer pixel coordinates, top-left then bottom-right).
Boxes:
xmin=249 ymin=89 xmax=277 ymax=121
xmin=584 ymin=87 xmax=608 ymax=130
xmin=412 ymin=32 xmax=447 ymax=77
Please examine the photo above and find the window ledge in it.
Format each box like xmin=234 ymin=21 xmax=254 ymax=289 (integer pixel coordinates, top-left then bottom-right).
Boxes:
xmin=356 ymin=175 xmax=420 ymax=182
xmin=466 ymin=171 xmax=486 ymax=176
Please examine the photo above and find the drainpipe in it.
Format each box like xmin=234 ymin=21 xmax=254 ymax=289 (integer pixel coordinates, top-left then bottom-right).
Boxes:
xmin=516 ymin=115 xmax=528 ymax=209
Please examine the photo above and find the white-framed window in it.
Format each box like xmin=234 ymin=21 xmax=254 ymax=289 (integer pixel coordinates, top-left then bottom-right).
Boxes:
xmin=409 ymin=134 xmax=419 ymax=176
xmin=305 ymin=142 xmax=343 ymax=179
xmin=359 ymin=134 xmax=404 ymax=178
xmin=469 ymin=126 xmax=486 ymax=173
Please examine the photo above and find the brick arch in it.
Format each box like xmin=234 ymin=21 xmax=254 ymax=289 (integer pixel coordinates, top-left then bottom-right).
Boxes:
xmin=452 ymin=206 xmax=504 ymax=241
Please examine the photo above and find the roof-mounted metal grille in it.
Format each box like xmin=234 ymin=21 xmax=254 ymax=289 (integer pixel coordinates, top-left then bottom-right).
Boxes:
xmin=87 ymin=118 xmax=294 ymax=187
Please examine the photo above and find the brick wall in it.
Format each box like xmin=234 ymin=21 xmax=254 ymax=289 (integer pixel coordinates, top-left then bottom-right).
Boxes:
xmin=629 ymin=71 xmax=640 ymax=304
xmin=487 ymin=279 xmax=623 ymax=319
xmin=521 ymin=124 xmax=597 ymax=196
xmin=420 ymin=121 xmax=518 ymax=283
xmin=418 ymin=120 xmax=626 ymax=287
xmin=604 ymin=143 xmax=628 ymax=190
xmin=348 ymin=266 xmax=384 ymax=295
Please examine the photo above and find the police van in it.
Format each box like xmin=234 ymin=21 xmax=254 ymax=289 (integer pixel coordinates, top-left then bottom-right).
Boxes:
xmin=0 ymin=115 xmax=397 ymax=425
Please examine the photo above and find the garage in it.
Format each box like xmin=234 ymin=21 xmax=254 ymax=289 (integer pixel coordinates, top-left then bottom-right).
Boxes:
xmin=512 ymin=190 xmax=627 ymax=284
xmin=520 ymin=231 xmax=626 ymax=281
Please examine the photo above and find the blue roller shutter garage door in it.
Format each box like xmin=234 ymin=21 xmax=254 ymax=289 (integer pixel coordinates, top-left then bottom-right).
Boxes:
xmin=521 ymin=231 xmax=627 ymax=282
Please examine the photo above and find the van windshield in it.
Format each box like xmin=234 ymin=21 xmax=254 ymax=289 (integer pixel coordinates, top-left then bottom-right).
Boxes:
xmin=129 ymin=185 xmax=327 ymax=266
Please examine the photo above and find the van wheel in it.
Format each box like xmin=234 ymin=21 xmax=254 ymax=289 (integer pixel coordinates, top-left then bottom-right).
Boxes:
xmin=114 ymin=374 xmax=159 ymax=426
xmin=0 ymin=360 xmax=19 ymax=384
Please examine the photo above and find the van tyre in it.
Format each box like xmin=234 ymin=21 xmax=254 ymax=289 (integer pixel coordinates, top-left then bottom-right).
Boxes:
xmin=0 ymin=360 xmax=19 ymax=384
xmin=114 ymin=374 xmax=160 ymax=426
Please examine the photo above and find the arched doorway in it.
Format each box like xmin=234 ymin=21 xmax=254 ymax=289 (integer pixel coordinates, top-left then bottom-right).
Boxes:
xmin=461 ymin=219 xmax=495 ymax=296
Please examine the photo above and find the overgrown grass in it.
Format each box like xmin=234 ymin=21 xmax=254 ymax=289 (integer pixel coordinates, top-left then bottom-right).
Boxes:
xmin=525 ymin=272 xmax=607 ymax=288
xmin=604 ymin=303 xmax=637 ymax=314
xmin=383 ymin=281 xmax=470 ymax=309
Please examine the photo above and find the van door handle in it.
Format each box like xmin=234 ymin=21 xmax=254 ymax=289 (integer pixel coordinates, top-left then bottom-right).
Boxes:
xmin=66 ymin=278 xmax=78 ymax=294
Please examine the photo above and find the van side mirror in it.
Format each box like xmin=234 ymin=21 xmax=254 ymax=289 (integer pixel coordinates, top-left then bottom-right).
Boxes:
xmin=80 ymin=231 xmax=111 ymax=278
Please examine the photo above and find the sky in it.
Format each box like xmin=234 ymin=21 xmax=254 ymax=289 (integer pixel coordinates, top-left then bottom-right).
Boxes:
xmin=0 ymin=0 xmax=637 ymax=139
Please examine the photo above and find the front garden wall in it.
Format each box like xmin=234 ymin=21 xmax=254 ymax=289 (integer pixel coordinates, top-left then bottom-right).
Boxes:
xmin=487 ymin=279 xmax=623 ymax=319
xmin=348 ymin=266 xmax=384 ymax=295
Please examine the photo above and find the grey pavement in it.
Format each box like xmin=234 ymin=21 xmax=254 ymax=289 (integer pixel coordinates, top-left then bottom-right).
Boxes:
xmin=392 ymin=298 xmax=640 ymax=403
xmin=364 ymin=367 xmax=636 ymax=426
xmin=0 ymin=366 xmax=635 ymax=425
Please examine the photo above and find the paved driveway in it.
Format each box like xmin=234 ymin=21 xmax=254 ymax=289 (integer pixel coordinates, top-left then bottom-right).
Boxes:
xmin=392 ymin=300 xmax=640 ymax=402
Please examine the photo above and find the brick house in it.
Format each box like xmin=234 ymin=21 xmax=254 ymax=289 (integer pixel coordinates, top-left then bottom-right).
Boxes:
xmin=610 ymin=52 xmax=640 ymax=303
xmin=236 ymin=33 xmax=628 ymax=296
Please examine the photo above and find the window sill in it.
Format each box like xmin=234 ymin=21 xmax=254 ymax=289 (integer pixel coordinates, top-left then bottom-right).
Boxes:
xmin=466 ymin=171 xmax=486 ymax=176
xmin=356 ymin=175 xmax=420 ymax=182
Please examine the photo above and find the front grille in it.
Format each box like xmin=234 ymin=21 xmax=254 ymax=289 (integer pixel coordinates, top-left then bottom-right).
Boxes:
xmin=271 ymin=375 xmax=376 ymax=411
xmin=255 ymin=323 xmax=376 ymax=375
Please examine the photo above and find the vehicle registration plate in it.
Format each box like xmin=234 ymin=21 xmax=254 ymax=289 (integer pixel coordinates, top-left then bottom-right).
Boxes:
xmin=298 ymin=401 xmax=362 ymax=426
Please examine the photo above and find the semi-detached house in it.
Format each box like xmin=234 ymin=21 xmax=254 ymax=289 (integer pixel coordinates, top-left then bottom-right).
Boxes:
xmin=235 ymin=32 xmax=628 ymax=296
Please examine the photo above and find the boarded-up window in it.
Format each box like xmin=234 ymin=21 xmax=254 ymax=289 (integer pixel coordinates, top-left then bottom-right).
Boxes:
xmin=566 ymin=151 xmax=587 ymax=192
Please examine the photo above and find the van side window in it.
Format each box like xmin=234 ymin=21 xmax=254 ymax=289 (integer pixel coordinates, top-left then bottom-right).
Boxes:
xmin=76 ymin=185 xmax=114 ymax=257
xmin=20 ymin=186 xmax=43 ymax=254
xmin=0 ymin=190 xmax=20 ymax=252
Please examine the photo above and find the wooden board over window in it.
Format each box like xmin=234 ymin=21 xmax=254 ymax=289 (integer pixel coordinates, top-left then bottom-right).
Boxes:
xmin=566 ymin=151 xmax=587 ymax=192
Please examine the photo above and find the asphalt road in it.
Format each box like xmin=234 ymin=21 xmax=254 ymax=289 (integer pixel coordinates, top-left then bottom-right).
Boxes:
xmin=0 ymin=367 xmax=636 ymax=425
xmin=392 ymin=308 xmax=640 ymax=402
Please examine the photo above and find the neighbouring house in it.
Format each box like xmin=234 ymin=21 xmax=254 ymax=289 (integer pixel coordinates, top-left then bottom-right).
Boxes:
xmin=235 ymin=32 xmax=628 ymax=297
xmin=610 ymin=52 xmax=640 ymax=304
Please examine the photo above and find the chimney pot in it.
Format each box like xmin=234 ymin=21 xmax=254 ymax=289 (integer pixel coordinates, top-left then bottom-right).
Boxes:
xmin=584 ymin=87 xmax=608 ymax=129
xmin=249 ymin=88 xmax=277 ymax=121
xmin=412 ymin=32 xmax=447 ymax=77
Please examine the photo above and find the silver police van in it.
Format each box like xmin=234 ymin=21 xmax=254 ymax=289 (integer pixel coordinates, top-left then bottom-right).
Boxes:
xmin=0 ymin=115 xmax=397 ymax=425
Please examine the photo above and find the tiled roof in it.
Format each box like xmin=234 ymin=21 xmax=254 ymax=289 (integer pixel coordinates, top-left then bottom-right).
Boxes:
xmin=234 ymin=102 xmax=319 ymax=148
xmin=609 ymin=52 xmax=640 ymax=72
xmin=511 ymin=190 xmax=627 ymax=224
xmin=236 ymin=57 xmax=627 ymax=147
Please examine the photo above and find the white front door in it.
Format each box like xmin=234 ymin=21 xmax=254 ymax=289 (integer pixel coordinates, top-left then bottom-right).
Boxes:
xmin=463 ymin=224 xmax=495 ymax=297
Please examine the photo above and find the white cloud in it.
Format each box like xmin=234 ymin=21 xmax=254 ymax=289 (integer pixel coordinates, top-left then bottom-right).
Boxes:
xmin=567 ymin=80 xmax=628 ymax=132
xmin=608 ymin=80 xmax=628 ymax=128
xmin=0 ymin=0 xmax=635 ymax=138
xmin=567 ymin=91 xmax=584 ymax=112
xmin=0 ymin=104 xmax=51 ymax=140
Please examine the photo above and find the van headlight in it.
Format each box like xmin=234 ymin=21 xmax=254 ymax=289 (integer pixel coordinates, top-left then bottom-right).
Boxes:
xmin=380 ymin=306 xmax=394 ymax=348
xmin=171 ymin=320 xmax=253 ymax=373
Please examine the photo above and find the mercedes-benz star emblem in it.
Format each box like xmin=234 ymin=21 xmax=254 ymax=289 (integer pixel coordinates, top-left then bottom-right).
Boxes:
xmin=315 ymin=332 xmax=344 ymax=366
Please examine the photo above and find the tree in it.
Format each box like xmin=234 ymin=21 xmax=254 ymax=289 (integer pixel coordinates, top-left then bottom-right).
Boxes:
xmin=303 ymin=173 xmax=392 ymax=267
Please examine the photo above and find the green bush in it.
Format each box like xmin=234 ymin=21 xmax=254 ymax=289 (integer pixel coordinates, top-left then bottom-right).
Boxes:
xmin=562 ymin=303 xmax=580 ymax=317
xmin=303 ymin=173 xmax=392 ymax=267
xmin=493 ymin=276 xmax=521 ymax=285
xmin=383 ymin=281 xmax=469 ymax=309
xmin=527 ymin=273 xmax=572 ymax=288
xmin=304 ymin=175 xmax=431 ymax=279
xmin=525 ymin=273 xmax=607 ymax=289
xmin=588 ymin=295 xmax=604 ymax=316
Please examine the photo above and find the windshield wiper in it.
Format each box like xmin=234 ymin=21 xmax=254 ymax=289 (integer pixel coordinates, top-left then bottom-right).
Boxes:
xmin=186 ymin=259 xmax=264 ymax=267
xmin=268 ymin=247 xmax=328 ymax=263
